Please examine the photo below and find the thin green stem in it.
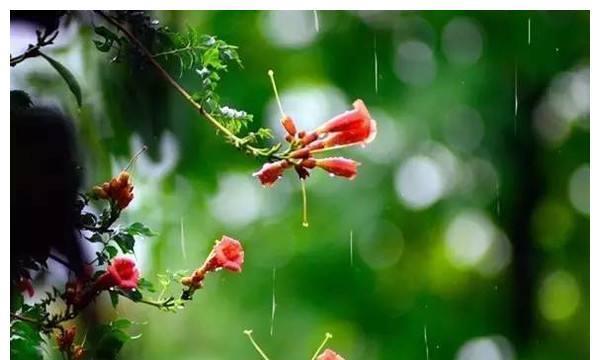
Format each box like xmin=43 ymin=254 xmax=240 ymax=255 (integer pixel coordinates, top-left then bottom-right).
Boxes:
xmin=95 ymin=11 xmax=278 ymax=160
xmin=301 ymin=180 xmax=309 ymax=228
xmin=310 ymin=333 xmax=333 ymax=360
xmin=243 ymin=330 xmax=271 ymax=360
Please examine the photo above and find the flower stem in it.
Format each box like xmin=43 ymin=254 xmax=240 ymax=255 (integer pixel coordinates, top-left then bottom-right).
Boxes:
xmin=267 ymin=69 xmax=285 ymax=117
xmin=243 ymin=330 xmax=271 ymax=360
xmin=301 ymin=180 xmax=309 ymax=228
xmin=310 ymin=332 xmax=333 ymax=360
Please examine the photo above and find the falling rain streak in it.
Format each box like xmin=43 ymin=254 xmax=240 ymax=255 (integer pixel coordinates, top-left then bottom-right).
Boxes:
xmin=350 ymin=230 xmax=354 ymax=266
xmin=496 ymin=180 xmax=501 ymax=217
xmin=528 ymin=18 xmax=531 ymax=45
xmin=424 ymin=325 xmax=430 ymax=360
xmin=180 ymin=217 xmax=187 ymax=263
xmin=374 ymin=36 xmax=379 ymax=94
xmin=514 ymin=65 xmax=518 ymax=135
xmin=313 ymin=10 xmax=319 ymax=33
xmin=270 ymin=267 xmax=277 ymax=336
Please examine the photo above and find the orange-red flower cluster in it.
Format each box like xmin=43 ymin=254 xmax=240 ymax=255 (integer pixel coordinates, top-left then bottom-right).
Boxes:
xmin=253 ymin=99 xmax=376 ymax=186
xmin=93 ymin=171 xmax=134 ymax=209
xmin=181 ymin=235 xmax=245 ymax=290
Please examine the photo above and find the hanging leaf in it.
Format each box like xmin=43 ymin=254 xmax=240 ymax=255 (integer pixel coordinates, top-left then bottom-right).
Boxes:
xmin=39 ymin=52 xmax=82 ymax=107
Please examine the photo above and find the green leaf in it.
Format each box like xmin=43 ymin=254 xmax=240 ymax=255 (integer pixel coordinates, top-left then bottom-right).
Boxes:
xmin=10 ymin=319 xmax=43 ymax=360
xmin=10 ymin=291 xmax=24 ymax=313
xmin=10 ymin=90 xmax=33 ymax=112
xmin=109 ymin=291 xmax=119 ymax=308
xmin=81 ymin=212 xmax=97 ymax=226
xmin=126 ymin=289 xmax=143 ymax=302
xmin=93 ymin=26 xmax=120 ymax=53
xmin=105 ymin=244 xmax=119 ymax=259
xmin=125 ymin=222 xmax=157 ymax=237
xmin=88 ymin=233 xmax=104 ymax=243
xmin=111 ymin=318 xmax=132 ymax=330
xmin=39 ymin=52 xmax=82 ymax=107
xmin=137 ymin=278 xmax=156 ymax=293
xmin=113 ymin=233 xmax=135 ymax=253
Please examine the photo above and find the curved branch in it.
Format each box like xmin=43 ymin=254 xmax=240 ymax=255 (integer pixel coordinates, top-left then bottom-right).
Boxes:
xmin=94 ymin=11 xmax=278 ymax=159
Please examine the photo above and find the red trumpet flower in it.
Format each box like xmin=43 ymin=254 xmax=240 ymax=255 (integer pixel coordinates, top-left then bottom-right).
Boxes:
xmin=253 ymin=160 xmax=290 ymax=187
xmin=315 ymin=157 xmax=360 ymax=179
xmin=95 ymin=257 xmax=140 ymax=291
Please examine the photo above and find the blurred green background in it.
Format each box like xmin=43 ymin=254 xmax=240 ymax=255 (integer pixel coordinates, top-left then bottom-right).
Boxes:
xmin=10 ymin=10 xmax=589 ymax=359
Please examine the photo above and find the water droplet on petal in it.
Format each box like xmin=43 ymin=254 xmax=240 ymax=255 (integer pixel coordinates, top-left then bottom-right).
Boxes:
xmin=329 ymin=173 xmax=335 ymax=177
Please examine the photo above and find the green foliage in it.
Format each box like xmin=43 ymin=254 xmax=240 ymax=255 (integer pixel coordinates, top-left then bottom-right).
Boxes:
xmin=89 ymin=319 xmax=139 ymax=359
xmin=10 ymin=320 xmax=43 ymax=360
xmin=11 ymin=306 xmax=44 ymax=360
xmin=125 ymin=222 xmax=157 ymax=237
xmin=39 ymin=52 xmax=82 ymax=107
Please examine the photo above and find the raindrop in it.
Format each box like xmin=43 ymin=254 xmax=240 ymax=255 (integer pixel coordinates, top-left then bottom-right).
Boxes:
xmin=374 ymin=35 xmax=379 ymax=94
xmin=270 ymin=267 xmax=277 ymax=336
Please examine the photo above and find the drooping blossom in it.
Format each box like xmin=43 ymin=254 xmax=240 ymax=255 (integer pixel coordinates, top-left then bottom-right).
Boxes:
xmin=253 ymin=99 xmax=376 ymax=187
xmin=252 ymin=160 xmax=289 ymax=187
xmin=317 ymin=349 xmax=346 ymax=360
xmin=181 ymin=235 xmax=245 ymax=291
xmin=16 ymin=276 xmax=34 ymax=297
xmin=95 ymin=256 xmax=140 ymax=291
xmin=93 ymin=171 xmax=134 ymax=209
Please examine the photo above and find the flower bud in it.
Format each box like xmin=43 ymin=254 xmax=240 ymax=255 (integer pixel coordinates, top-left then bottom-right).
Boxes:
xmin=280 ymin=115 xmax=297 ymax=136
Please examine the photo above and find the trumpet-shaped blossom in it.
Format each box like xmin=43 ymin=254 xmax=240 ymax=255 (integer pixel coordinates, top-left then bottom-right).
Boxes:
xmin=95 ymin=257 xmax=140 ymax=291
xmin=315 ymin=157 xmax=360 ymax=179
xmin=252 ymin=161 xmax=289 ymax=187
xmin=317 ymin=99 xmax=372 ymax=134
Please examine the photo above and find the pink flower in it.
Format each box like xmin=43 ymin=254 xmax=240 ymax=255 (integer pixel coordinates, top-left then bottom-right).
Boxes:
xmin=253 ymin=160 xmax=290 ymax=187
xmin=206 ymin=235 xmax=245 ymax=272
xmin=317 ymin=99 xmax=372 ymax=134
xmin=317 ymin=349 xmax=345 ymax=360
xmin=95 ymin=257 xmax=140 ymax=291
xmin=315 ymin=157 xmax=360 ymax=179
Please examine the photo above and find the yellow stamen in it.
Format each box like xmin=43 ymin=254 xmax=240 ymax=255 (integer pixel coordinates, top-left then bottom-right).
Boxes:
xmin=243 ymin=330 xmax=271 ymax=360
xmin=310 ymin=332 xmax=333 ymax=360
xmin=268 ymin=69 xmax=285 ymax=117
xmin=301 ymin=179 xmax=309 ymax=228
